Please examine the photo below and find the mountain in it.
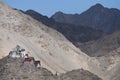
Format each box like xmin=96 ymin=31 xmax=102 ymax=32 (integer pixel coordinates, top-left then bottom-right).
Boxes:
xmin=0 ymin=2 xmax=105 ymax=78
xmin=52 ymin=3 xmax=120 ymax=33
xmin=25 ymin=9 xmax=104 ymax=43
xmin=1 ymin=2 xmax=120 ymax=80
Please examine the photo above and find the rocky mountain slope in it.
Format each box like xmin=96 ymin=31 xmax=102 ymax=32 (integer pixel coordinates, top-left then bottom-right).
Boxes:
xmin=52 ymin=3 xmax=120 ymax=33
xmin=0 ymin=56 xmax=102 ymax=80
xmin=79 ymin=30 xmax=120 ymax=56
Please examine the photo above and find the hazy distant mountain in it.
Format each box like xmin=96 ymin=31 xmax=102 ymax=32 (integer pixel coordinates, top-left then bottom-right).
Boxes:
xmin=52 ymin=3 xmax=120 ymax=33
xmin=25 ymin=10 xmax=104 ymax=43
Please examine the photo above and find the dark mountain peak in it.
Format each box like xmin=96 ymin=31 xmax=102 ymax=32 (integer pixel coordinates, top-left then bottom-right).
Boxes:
xmin=89 ymin=3 xmax=105 ymax=12
xmin=26 ymin=9 xmax=34 ymax=12
xmin=110 ymin=8 xmax=120 ymax=13
xmin=25 ymin=9 xmax=43 ymax=16
xmin=26 ymin=9 xmax=38 ymax=13
xmin=93 ymin=3 xmax=104 ymax=8
xmin=54 ymin=11 xmax=64 ymax=15
xmin=13 ymin=8 xmax=25 ymax=13
xmin=51 ymin=11 xmax=65 ymax=19
xmin=25 ymin=9 xmax=55 ymax=27
xmin=25 ymin=9 xmax=50 ymax=21
xmin=52 ymin=3 xmax=120 ymax=33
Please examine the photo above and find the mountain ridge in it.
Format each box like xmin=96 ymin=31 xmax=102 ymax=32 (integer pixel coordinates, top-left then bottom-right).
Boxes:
xmin=52 ymin=3 xmax=120 ymax=33
xmin=24 ymin=9 xmax=104 ymax=43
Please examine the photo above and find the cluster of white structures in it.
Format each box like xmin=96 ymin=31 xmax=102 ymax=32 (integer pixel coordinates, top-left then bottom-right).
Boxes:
xmin=9 ymin=45 xmax=41 ymax=68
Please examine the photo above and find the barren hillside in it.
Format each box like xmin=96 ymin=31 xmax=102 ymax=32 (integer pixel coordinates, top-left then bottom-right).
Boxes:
xmin=0 ymin=2 xmax=104 ymax=77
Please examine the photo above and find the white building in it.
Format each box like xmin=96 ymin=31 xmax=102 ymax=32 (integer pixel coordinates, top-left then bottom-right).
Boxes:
xmin=9 ymin=45 xmax=27 ymax=58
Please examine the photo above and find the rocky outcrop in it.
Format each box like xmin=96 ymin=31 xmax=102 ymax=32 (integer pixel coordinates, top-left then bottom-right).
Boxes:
xmin=0 ymin=56 xmax=102 ymax=80
xmin=59 ymin=69 xmax=102 ymax=80
xmin=0 ymin=56 xmax=54 ymax=80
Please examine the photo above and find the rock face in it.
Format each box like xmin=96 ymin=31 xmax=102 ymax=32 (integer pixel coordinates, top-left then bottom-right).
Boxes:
xmin=52 ymin=3 xmax=120 ymax=33
xmin=0 ymin=56 xmax=54 ymax=80
xmin=25 ymin=9 xmax=104 ymax=43
xmin=0 ymin=56 xmax=102 ymax=80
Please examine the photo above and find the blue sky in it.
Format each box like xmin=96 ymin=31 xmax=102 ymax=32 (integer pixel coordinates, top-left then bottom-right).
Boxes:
xmin=3 ymin=0 xmax=120 ymax=17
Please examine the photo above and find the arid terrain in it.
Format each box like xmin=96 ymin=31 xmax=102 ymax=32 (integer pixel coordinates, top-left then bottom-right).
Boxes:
xmin=0 ymin=2 xmax=120 ymax=80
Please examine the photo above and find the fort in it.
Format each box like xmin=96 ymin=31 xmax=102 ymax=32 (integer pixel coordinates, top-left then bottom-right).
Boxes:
xmin=9 ymin=45 xmax=41 ymax=69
